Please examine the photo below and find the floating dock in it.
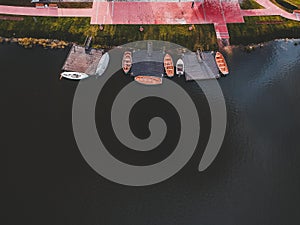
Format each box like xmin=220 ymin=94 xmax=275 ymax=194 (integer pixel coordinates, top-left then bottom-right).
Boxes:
xmin=183 ymin=51 xmax=220 ymax=81
xmin=131 ymin=50 xmax=164 ymax=77
xmin=131 ymin=49 xmax=220 ymax=80
xmin=62 ymin=44 xmax=102 ymax=75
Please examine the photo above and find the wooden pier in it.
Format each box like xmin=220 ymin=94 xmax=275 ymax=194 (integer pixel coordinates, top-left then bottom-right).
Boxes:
xmin=62 ymin=44 xmax=102 ymax=75
xmin=62 ymin=44 xmax=221 ymax=80
xmin=130 ymin=49 xmax=220 ymax=80
xmin=130 ymin=41 xmax=221 ymax=80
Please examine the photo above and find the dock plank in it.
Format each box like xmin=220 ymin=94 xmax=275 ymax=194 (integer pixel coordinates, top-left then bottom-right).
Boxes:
xmin=62 ymin=45 xmax=102 ymax=75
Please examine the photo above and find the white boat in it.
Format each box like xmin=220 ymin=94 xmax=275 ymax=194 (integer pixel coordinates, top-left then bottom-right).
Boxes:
xmin=96 ymin=52 xmax=109 ymax=76
xmin=60 ymin=72 xmax=89 ymax=80
xmin=176 ymin=58 xmax=184 ymax=76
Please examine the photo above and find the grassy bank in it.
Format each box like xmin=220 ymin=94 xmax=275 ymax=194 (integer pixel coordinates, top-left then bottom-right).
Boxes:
xmin=0 ymin=14 xmax=299 ymax=50
xmin=228 ymin=16 xmax=300 ymax=45
xmin=285 ymin=0 xmax=300 ymax=7
xmin=0 ymin=37 xmax=69 ymax=48
xmin=270 ymin=0 xmax=299 ymax=13
xmin=0 ymin=16 xmax=218 ymax=50
xmin=240 ymin=0 xmax=264 ymax=9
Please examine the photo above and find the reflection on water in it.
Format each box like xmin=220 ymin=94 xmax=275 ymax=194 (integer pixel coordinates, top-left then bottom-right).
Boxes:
xmin=4 ymin=39 xmax=300 ymax=225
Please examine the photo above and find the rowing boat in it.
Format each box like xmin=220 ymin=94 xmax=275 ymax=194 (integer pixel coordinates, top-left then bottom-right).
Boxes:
xmin=164 ymin=54 xmax=174 ymax=77
xmin=134 ymin=76 xmax=162 ymax=85
xmin=215 ymin=51 xmax=229 ymax=75
xmin=122 ymin=51 xmax=132 ymax=74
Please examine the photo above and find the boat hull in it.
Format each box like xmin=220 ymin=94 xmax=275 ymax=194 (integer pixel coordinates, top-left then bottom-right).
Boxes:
xmin=215 ymin=51 xmax=229 ymax=75
xmin=176 ymin=58 xmax=184 ymax=76
xmin=164 ymin=54 xmax=174 ymax=77
xmin=134 ymin=76 xmax=162 ymax=85
xmin=122 ymin=51 xmax=132 ymax=74
xmin=96 ymin=52 xmax=109 ymax=76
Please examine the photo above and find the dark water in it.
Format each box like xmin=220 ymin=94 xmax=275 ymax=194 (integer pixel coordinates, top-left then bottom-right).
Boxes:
xmin=4 ymin=40 xmax=300 ymax=225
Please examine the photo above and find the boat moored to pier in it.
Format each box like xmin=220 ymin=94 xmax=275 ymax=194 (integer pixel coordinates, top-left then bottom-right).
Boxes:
xmin=215 ymin=51 xmax=229 ymax=75
xmin=176 ymin=58 xmax=184 ymax=76
xmin=164 ymin=54 xmax=174 ymax=77
xmin=122 ymin=51 xmax=132 ymax=74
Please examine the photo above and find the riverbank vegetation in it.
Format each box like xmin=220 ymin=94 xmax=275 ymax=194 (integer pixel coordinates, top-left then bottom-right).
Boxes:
xmin=240 ymin=0 xmax=264 ymax=9
xmin=271 ymin=0 xmax=299 ymax=13
xmin=228 ymin=16 xmax=300 ymax=45
xmin=0 ymin=37 xmax=68 ymax=48
xmin=0 ymin=13 xmax=299 ymax=50
xmin=0 ymin=16 xmax=218 ymax=50
xmin=285 ymin=0 xmax=300 ymax=7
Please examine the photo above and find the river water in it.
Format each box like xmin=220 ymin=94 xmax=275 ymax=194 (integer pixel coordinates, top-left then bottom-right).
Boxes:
xmin=4 ymin=40 xmax=300 ymax=225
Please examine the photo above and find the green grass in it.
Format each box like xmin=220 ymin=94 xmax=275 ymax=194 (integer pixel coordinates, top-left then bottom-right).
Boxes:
xmin=0 ymin=14 xmax=299 ymax=50
xmin=228 ymin=16 xmax=300 ymax=45
xmin=271 ymin=0 xmax=298 ymax=13
xmin=285 ymin=0 xmax=300 ymax=7
xmin=239 ymin=0 xmax=265 ymax=9
xmin=0 ymin=16 xmax=218 ymax=50
xmin=56 ymin=2 xmax=93 ymax=8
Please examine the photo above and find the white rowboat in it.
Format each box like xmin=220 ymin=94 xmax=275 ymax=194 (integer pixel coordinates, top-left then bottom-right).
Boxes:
xmin=60 ymin=72 xmax=89 ymax=80
xmin=176 ymin=58 xmax=184 ymax=76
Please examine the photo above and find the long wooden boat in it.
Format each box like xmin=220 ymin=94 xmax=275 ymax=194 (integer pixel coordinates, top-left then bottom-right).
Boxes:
xmin=215 ymin=51 xmax=229 ymax=75
xmin=176 ymin=58 xmax=184 ymax=76
xmin=134 ymin=76 xmax=162 ymax=85
xmin=60 ymin=72 xmax=89 ymax=80
xmin=96 ymin=52 xmax=109 ymax=76
xmin=164 ymin=54 xmax=174 ymax=77
xmin=122 ymin=51 xmax=132 ymax=74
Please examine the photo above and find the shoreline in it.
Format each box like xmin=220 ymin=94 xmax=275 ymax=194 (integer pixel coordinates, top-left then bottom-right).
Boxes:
xmin=0 ymin=36 xmax=69 ymax=49
xmin=0 ymin=36 xmax=116 ymax=50
xmin=1 ymin=36 xmax=299 ymax=53
xmin=0 ymin=16 xmax=299 ymax=51
xmin=223 ymin=37 xmax=300 ymax=53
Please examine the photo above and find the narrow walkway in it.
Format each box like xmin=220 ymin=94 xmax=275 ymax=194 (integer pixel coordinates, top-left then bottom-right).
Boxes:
xmin=241 ymin=0 xmax=299 ymax=21
xmin=0 ymin=5 xmax=92 ymax=17
xmin=214 ymin=24 xmax=230 ymax=39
